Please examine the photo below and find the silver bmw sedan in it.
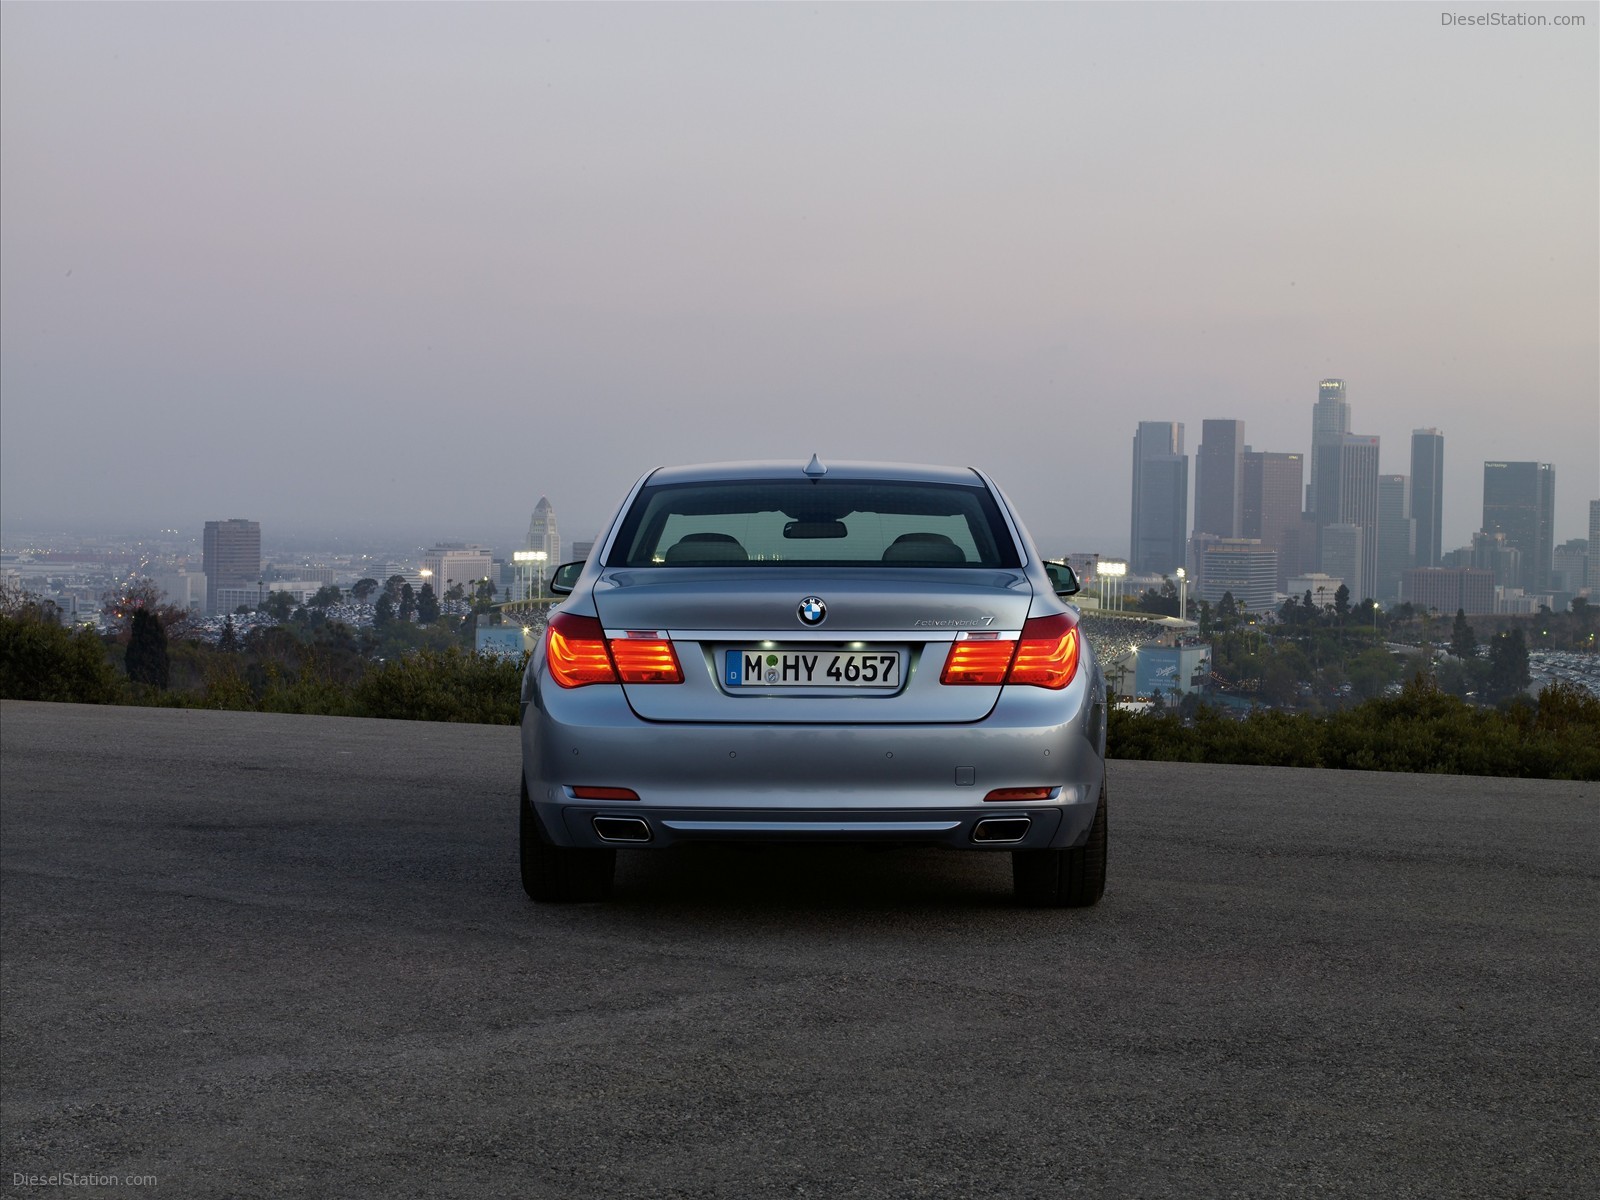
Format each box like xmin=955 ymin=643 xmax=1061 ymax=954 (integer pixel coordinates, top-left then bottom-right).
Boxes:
xmin=518 ymin=458 xmax=1108 ymax=907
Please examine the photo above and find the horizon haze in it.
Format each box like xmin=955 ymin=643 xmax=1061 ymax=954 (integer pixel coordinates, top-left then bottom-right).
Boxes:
xmin=2 ymin=3 xmax=1596 ymax=561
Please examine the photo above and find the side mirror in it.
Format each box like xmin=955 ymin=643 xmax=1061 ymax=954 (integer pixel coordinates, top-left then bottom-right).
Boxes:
xmin=548 ymin=561 xmax=585 ymax=596
xmin=1044 ymin=561 xmax=1080 ymax=597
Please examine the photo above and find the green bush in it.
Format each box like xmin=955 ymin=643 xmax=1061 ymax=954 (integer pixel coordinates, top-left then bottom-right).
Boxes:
xmin=0 ymin=609 xmax=123 ymax=704
xmin=351 ymin=649 xmax=523 ymax=724
xmin=1108 ymin=674 xmax=1600 ymax=780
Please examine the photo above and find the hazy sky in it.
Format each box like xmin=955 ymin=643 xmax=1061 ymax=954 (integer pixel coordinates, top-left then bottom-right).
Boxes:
xmin=3 ymin=1 xmax=1596 ymax=560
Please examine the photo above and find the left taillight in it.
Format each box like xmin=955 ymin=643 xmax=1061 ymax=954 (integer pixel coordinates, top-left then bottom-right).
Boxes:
xmin=1008 ymin=613 xmax=1080 ymax=690
xmin=940 ymin=613 xmax=1080 ymax=690
xmin=545 ymin=613 xmax=683 ymax=689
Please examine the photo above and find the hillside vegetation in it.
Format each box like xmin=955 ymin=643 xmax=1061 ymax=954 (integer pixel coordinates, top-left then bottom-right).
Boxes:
xmin=3 ymin=597 xmax=1597 ymax=780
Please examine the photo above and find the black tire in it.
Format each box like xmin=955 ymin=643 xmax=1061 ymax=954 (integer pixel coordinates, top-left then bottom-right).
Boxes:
xmin=520 ymin=780 xmax=615 ymax=902
xmin=1012 ymin=777 xmax=1107 ymax=908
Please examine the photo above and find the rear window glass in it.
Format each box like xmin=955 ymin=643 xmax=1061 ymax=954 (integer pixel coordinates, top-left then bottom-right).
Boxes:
xmin=608 ymin=480 xmax=1021 ymax=569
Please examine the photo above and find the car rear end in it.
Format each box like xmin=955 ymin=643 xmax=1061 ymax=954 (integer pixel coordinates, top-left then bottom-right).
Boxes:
xmin=519 ymin=460 xmax=1107 ymax=904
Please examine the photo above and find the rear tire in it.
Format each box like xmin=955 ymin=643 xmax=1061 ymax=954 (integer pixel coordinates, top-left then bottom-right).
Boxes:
xmin=520 ymin=780 xmax=615 ymax=902
xmin=1013 ymin=777 xmax=1107 ymax=908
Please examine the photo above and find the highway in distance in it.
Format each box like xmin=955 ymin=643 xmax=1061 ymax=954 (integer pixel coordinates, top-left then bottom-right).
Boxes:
xmin=2 ymin=700 xmax=1596 ymax=1199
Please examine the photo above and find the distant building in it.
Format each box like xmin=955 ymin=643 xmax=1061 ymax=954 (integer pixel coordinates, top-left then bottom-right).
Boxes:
xmin=1402 ymin=568 xmax=1495 ymax=616
xmin=1130 ymin=421 xmax=1188 ymax=576
xmin=1482 ymin=461 xmax=1555 ymax=591
xmin=571 ymin=540 xmax=596 ymax=565
xmin=1194 ymin=420 xmax=1246 ymax=539
xmin=1495 ymin=588 xmax=1552 ymax=615
xmin=1551 ymin=539 xmax=1588 ymax=595
xmin=1375 ymin=475 xmax=1415 ymax=604
xmin=1288 ymin=573 xmax=1344 ymax=607
xmin=202 ymin=519 xmax=261 ymax=615
xmin=1471 ymin=530 xmax=1522 ymax=589
xmin=1589 ymin=500 xmax=1600 ymax=591
xmin=1313 ymin=434 xmax=1380 ymax=599
xmin=1241 ymin=449 xmax=1305 ymax=589
xmin=1410 ymin=429 xmax=1445 ymax=568
xmin=152 ymin=570 xmax=207 ymax=613
xmin=1307 ymin=378 xmax=1350 ymax=514
xmin=525 ymin=497 xmax=561 ymax=571
xmin=1320 ymin=523 xmax=1366 ymax=601
xmin=421 ymin=543 xmax=494 ymax=598
xmin=1199 ymin=540 xmax=1277 ymax=614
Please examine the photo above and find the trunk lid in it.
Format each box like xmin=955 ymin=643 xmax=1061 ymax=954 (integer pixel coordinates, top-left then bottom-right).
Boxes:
xmin=591 ymin=567 xmax=1035 ymax=724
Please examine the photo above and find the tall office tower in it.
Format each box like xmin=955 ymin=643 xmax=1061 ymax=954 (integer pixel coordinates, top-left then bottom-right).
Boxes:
xmin=1314 ymin=434 xmax=1380 ymax=600
xmin=1130 ymin=422 xmax=1189 ymax=575
xmin=1410 ymin=429 xmax=1445 ymax=568
xmin=202 ymin=519 xmax=261 ymax=614
xmin=1306 ymin=379 xmax=1350 ymax=514
xmin=1376 ymin=475 xmax=1415 ymax=604
xmin=525 ymin=496 xmax=561 ymax=567
xmin=1482 ymin=462 xmax=1555 ymax=590
xmin=1241 ymin=450 xmax=1305 ymax=589
xmin=1590 ymin=500 xmax=1600 ymax=591
xmin=1194 ymin=420 xmax=1246 ymax=539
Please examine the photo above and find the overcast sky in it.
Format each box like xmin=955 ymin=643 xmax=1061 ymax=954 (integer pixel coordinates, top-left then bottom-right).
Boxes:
xmin=2 ymin=1 xmax=1596 ymax=560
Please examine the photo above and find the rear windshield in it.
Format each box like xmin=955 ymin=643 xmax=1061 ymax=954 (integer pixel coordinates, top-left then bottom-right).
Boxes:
xmin=608 ymin=479 xmax=1022 ymax=569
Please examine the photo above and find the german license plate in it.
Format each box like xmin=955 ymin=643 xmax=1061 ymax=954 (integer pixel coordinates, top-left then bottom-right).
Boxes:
xmin=724 ymin=648 xmax=902 ymax=689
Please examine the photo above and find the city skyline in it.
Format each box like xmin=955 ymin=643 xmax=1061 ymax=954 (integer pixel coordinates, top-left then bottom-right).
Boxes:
xmin=2 ymin=4 xmax=1596 ymax=556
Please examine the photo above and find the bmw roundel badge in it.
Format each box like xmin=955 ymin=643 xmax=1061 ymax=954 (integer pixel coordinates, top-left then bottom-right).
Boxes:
xmin=798 ymin=596 xmax=827 ymax=626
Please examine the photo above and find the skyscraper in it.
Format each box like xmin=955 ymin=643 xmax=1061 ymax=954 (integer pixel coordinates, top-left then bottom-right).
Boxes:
xmin=1376 ymin=475 xmax=1415 ymax=603
xmin=1410 ymin=429 xmax=1445 ymax=568
xmin=1590 ymin=500 xmax=1600 ymax=592
xmin=1194 ymin=420 xmax=1246 ymax=539
xmin=525 ymin=496 xmax=562 ymax=568
xmin=1241 ymin=450 xmax=1305 ymax=589
xmin=202 ymin=519 xmax=261 ymax=615
xmin=1130 ymin=422 xmax=1188 ymax=576
xmin=1314 ymin=434 xmax=1380 ymax=600
xmin=1482 ymin=462 xmax=1555 ymax=591
xmin=1307 ymin=379 xmax=1349 ymax=514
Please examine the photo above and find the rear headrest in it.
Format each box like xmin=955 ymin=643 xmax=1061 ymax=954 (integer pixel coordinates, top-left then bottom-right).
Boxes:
xmin=664 ymin=532 xmax=749 ymax=563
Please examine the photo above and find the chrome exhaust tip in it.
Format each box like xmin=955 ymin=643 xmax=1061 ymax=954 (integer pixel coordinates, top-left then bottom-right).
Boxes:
xmin=593 ymin=816 xmax=652 ymax=844
xmin=972 ymin=817 xmax=1031 ymax=844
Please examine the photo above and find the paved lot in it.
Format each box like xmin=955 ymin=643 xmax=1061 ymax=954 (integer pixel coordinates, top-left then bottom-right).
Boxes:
xmin=2 ymin=699 xmax=1596 ymax=1199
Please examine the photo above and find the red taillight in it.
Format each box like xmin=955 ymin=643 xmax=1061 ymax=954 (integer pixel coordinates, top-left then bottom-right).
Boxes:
xmin=1009 ymin=614 xmax=1080 ymax=690
xmin=939 ymin=613 xmax=1080 ymax=690
xmin=609 ymin=633 xmax=684 ymax=684
xmin=545 ymin=614 xmax=683 ymax=688
xmin=940 ymin=632 xmax=1017 ymax=685
xmin=571 ymin=786 xmax=641 ymax=801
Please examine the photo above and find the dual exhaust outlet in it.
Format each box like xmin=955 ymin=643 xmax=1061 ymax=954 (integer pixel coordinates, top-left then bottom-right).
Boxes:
xmin=592 ymin=815 xmax=1031 ymax=845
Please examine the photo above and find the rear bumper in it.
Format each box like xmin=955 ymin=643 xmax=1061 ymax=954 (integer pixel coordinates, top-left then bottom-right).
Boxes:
xmin=558 ymin=805 xmax=1081 ymax=850
xmin=520 ymin=674 xmax=1106 ymax=850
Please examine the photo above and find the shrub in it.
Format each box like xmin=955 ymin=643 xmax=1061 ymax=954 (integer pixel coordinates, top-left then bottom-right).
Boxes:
xmin=0 ymin=608 xmax=123 ymax=704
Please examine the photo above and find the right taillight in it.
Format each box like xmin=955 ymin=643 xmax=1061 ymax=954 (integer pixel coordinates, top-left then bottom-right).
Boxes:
xmin=940 ymin=613 xmax=1080 ymax=690
xmin=545 ymin=614 xmax=684 ymax=688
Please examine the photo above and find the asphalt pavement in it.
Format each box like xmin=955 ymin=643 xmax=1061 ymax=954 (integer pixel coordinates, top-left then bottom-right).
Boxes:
xmin=2 ymin=699 xmax=1596 ymax=1199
